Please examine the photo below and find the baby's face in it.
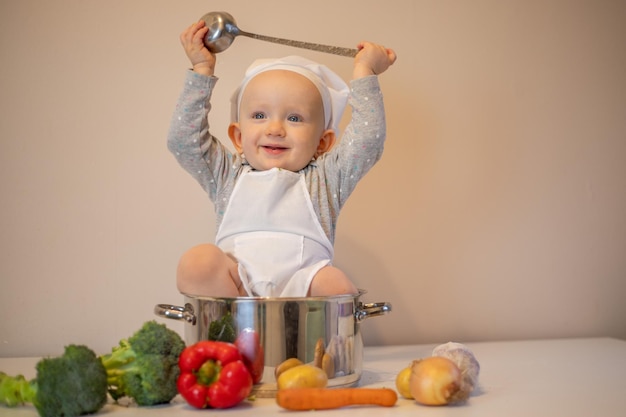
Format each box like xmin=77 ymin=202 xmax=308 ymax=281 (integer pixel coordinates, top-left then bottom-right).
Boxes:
xmin=231 ymin=70 xmax=331 ymax=172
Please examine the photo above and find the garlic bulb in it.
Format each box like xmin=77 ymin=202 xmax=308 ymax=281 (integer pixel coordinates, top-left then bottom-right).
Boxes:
xmin=432 ymin=342 xmax=480 ymax=397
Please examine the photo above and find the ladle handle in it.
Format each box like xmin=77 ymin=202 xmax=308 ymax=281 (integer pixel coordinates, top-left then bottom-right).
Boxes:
xmin=237 ymin=30 xmax=358 ymax=58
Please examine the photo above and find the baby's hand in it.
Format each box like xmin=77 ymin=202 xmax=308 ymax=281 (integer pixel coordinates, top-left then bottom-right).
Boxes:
xmin=353 ymin=41 xmax=397 ymax=78
xmin=180 ymin=20 xmax=216 ymax=76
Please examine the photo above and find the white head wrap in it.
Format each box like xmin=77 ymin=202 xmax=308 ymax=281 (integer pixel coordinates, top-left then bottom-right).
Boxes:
xmin=230 ymin=56 xmax=350 ymax=134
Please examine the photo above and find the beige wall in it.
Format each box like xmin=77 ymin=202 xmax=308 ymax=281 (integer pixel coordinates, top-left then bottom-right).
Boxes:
xmin=1 ymin=0 xmax=625 ymax=357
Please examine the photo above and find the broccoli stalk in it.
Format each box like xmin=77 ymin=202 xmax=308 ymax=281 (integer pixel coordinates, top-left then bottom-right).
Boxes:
xmin=99 ymin=320 xmax=185 ymax=406
xmin=0 ymin=345 xmax=108 ymax=417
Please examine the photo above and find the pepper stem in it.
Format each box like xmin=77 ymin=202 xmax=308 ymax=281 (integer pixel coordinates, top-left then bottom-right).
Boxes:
xmin=196 ymin=360 xmax=221 ymax=386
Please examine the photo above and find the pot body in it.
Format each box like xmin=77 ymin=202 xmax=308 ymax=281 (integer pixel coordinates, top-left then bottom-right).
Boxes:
xmin=155 ymin=292 xmax=390 ymax=396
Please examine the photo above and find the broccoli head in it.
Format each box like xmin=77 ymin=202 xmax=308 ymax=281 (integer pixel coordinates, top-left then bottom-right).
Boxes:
xmin=100 ymin=320 xmax=185 ymax=406
xmin=0 ymin=344 xmax=108 ymax=417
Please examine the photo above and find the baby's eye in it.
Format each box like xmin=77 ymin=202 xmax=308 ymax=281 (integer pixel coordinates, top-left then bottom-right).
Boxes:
xmin=287 ymin=115 xmax=302 ymax=122
xmin=252 ymin=112 xmax=266 ymax=119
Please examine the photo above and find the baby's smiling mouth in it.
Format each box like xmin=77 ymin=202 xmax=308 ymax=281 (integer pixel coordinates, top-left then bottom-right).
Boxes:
xmin=262 ymin=145 xmax=288 ymax=153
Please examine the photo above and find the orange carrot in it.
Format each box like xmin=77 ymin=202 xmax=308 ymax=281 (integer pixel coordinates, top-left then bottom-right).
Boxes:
xmin=276 ymin=388 xmax=398 ymax=410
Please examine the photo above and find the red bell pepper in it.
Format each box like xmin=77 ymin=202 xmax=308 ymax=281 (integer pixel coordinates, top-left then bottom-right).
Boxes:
xmin=235 ymin=328 xmax=264 ymax=384
xmin=177 ymin=341 xmax=253 ymax=409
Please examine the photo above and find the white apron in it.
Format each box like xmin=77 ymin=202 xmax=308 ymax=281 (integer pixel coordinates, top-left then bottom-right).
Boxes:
xmin=215 ymin=167 xmax=334 ymax=297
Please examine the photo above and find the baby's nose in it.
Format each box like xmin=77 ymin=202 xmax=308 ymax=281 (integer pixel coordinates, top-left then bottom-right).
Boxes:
xmin=265 ymin=119 xmax=286 ymax=136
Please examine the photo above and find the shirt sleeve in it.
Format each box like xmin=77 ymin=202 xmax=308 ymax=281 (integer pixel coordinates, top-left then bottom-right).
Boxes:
xmin=166 ymin=70 xmax=237 ymax=204
xmin=320 ymin=75 xmax=387 ymax=209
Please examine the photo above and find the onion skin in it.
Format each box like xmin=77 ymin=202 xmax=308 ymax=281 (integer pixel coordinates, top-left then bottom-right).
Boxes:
xmin=409 ymin=356 xmax=463 ymax=405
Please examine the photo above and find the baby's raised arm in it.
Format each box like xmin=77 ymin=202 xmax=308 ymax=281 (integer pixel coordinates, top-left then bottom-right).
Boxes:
xmin=180 ymin=20 xmax=216 ymax=77
xmin=352 ymin=41 xmax=397 ymax=79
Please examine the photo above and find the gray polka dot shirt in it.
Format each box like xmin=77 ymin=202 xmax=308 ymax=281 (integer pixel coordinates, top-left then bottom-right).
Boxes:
xmin=167 ymin=71 xmax=387 ymax=244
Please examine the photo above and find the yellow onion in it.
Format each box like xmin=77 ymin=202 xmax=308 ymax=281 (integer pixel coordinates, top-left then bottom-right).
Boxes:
xmin=409 ymin=356 xmax=464 ymax=405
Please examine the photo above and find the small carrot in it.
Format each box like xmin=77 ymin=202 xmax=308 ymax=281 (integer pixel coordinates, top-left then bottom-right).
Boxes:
xmin=276 ymin=387 xmax=398 ymax=410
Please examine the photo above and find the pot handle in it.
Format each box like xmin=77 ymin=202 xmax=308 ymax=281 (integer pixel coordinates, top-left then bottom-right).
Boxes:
xmin=355 ymin=302 xmax=392 ymax=322
xmin=154 ymin=303 xmax=196 ymax=325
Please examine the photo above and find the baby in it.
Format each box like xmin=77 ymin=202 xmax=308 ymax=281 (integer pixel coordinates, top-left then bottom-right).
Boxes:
xmin=168 ymin=20 xmax=396 ymax=298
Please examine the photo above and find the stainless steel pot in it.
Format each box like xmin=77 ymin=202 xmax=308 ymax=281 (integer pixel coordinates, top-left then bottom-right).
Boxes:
xmin=155 ymin=291 xmax=390 ymax=397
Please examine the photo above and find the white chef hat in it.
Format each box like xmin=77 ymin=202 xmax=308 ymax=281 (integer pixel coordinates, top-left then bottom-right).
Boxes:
xmin=230 ymin=56 xmax=350 ymax=134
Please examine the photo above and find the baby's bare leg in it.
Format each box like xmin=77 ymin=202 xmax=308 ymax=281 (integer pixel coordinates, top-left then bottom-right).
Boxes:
xmin=308 ymin=266 xmax=358 ymax=296
xmin=176 ymin=244 xmax=245 ymax=297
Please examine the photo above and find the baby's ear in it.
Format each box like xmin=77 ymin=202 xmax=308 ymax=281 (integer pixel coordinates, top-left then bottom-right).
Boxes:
xmin=228 ymin=123 xmax=243 ymax=153
xmin=315 ymin=129 xmax=336 ymax=158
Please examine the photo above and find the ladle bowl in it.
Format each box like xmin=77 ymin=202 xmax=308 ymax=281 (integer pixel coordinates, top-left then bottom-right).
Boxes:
xmin=201 ymin=11 xmax=239 ymax=53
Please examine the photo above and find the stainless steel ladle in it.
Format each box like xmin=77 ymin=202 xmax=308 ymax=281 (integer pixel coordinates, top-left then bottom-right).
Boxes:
xmin=200 ymin=11 xmax=358 ymax=57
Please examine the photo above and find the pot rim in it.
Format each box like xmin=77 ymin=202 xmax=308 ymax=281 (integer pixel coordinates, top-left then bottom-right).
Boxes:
xmin=179 ymin=288 xmax=367 ymax=302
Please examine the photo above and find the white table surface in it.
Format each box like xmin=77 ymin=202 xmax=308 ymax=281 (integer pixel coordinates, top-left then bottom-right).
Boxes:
xmin=1 ymin=337 xmax=625 ymax=417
